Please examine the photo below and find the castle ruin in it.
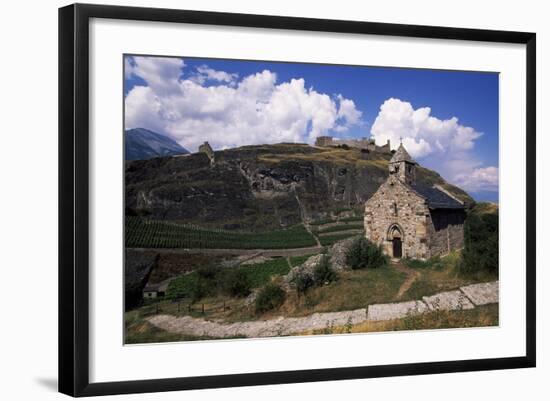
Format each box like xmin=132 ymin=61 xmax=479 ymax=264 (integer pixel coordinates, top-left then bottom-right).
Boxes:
xmin=198 ymin=141 xmax=215 ymax=166
xmin=315 ymin=136 xmax=391 ymax=154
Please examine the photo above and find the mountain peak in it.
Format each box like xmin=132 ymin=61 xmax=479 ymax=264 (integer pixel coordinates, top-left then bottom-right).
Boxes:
xmin=125 ymin=128 xmax=189 ymax=161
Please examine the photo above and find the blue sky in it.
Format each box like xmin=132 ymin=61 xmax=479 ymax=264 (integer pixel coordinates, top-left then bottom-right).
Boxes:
xmin=124 ymin=55 xmax=499 ymax=201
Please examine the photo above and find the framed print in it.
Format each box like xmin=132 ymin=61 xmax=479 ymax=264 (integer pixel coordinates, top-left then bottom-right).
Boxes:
xmin=58 ymin=3 xmax=536 ymax=397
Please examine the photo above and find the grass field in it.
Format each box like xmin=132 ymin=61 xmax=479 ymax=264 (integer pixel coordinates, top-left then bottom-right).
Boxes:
xmin=127 ymin=261 xmax=406 ymax=326
xmin=289 ymin=254 xmax=316 ymax=267
xmin=125 ymin=250 xmax=499 ymax=342
xmin=126 ymin=216 xmax=317 ymax=249
xmin=315 ymin=223 xmax=364 ymax=234
xmin=166 ymin=258 xmax=291 ymax=300
xmin=319 ymin=233 xmax=363 ymax=246
xmin=401 ymin=252 xmax=499 ymax=301
xmin=278 ymin=265 xmax=406 ymax=317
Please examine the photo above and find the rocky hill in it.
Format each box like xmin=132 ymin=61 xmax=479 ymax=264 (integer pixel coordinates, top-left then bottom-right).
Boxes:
xmin=125 ymin=143 xmax=473 ymax=231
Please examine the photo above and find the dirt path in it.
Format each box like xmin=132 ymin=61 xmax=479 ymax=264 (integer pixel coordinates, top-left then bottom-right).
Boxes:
xmin=317 ymin=229 xmax=364 ymax=237
xmin=129 ymin=246 xmax=322 ymax=258
xmin=147 ymin=281 xmax=499 ymax=339
xmin=285 ymin=256 xmax=292 ymax=269
xmin=294 ymin=192 xmax=321 ymax=246
xmin=392 ymin=260 xmax=420 ymax=299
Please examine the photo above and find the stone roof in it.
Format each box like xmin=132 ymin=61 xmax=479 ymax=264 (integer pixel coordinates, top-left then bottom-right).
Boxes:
xmin=143 ymin=283 xmax=161 ymax=292
xmin=390 ymin=143 xmax=415 ymax=164
xmin=411 ymin=184 xmax=465 ymax=209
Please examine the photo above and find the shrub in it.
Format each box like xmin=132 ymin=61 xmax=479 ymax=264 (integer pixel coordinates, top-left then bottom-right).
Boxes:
xmin=196 ymin=264 xmax=221 ymax=280
xmin=254 ymin=283 xmax=286 ymax=314
xmin=292 ymin=271 xmax=314 ymax=294
xmin=313 ymin=255 xmax=338 ymax=286
xmin=346 ymin=237 xmax=387 ymax=269
xmin=166 ymin=272 xmax=209 ymax=302
xmin=405 ymin=256 xmax=444 ymax=270
xmin=223 ymin=269 xmax=252 ymax=297
xmin=189 ymin=278 xmax=208 ymax=302
xmin=459 ymin=212 xmax=499 ymax=273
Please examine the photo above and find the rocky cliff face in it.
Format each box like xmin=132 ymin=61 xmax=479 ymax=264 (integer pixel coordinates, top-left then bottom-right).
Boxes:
xmin=125 ymin=143 xmax=472 ymax=231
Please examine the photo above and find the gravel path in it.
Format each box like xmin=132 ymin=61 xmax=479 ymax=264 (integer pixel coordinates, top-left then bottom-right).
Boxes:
xmin=147 ymin=281 xmax=499 ymax=338
xmin=392 ymin=261 xmax=420 ymax=299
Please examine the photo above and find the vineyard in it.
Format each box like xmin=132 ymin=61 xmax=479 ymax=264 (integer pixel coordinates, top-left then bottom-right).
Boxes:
xmin=319 ymin=233 xmax=364 ymax=246
xmin=315 ymin=223 xmax=364 ymax=234
xmin=125 ymin=216 xmax=317 ymax=249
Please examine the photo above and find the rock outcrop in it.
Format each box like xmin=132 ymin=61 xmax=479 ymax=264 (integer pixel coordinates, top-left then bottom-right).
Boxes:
xmin=327 ymin=236 xmax=357 ymax=271
xmin=284 ymin=254 xmax=325 ymax=289
xmin=125 ymin=143 xmax=472 ymax=231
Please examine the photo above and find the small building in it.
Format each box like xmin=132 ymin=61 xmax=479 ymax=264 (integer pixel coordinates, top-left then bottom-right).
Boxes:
xmin=364 ymin=143 xmax=466 ymax=260
xmin=142 ymin=277 xmax=172 ymax=299
xmin=142 ymin=283 xmax=161 ymax=299
xmin=315 ymin=136 xmax=334 ymax=147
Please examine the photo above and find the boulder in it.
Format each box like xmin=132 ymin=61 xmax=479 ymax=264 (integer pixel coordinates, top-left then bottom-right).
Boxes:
xmin=284 ymin=254 xmax=325 ymax=288
xmin=327 ymin=236 xmax=357 ymax=271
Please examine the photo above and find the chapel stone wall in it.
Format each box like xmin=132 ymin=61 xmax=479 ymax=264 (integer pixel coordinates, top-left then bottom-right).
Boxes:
xmin=364 ymin=177 xmax=430 ymax=259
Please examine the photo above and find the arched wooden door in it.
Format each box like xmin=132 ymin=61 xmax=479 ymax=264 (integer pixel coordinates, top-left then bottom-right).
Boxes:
xmin=392 ymin=237 xmax=402 ymax=258
xmin=388 ymin=225 xmax=403 ymax=258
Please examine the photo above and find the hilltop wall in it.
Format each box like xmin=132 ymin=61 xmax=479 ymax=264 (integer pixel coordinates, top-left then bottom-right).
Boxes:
xmin=315 ymin=136 xmax=391 ymax=154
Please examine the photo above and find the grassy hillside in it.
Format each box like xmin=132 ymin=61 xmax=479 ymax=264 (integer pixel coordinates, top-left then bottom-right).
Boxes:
xmin=125 ymin=143 xmax=473 ymax=231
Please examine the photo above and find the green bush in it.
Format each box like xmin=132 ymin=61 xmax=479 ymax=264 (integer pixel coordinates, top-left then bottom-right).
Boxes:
xmin=292 ymin=271 xmax=314 ymax=294
xmin=346 ymin=237 xmax=387 ymax=269
xmin=460 ymin=212 xmax=498 ymax=273
xmin=223 ymin=269 xmax=252 ymax=298
xmin=255 ymin=283 xmax=286 ymax=314
xmin=166 ymin=272 xmax=209 ymax=302
xmin=196 ymin=264 xmax=222 ymax=280
xmin=313 ymin=255 xmax=338 ymax=286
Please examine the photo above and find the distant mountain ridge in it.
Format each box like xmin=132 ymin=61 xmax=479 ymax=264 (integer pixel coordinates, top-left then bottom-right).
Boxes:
xmin=125 ymin=128 xmax=189 ymax=161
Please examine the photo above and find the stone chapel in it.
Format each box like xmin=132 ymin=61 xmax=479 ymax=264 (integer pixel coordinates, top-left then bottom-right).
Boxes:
xmin=364 ymin=143 xmax=466 ymax=260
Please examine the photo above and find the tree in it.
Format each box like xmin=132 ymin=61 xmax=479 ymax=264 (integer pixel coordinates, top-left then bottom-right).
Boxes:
xmin=460 ymin=212 xmax=498 ymax=273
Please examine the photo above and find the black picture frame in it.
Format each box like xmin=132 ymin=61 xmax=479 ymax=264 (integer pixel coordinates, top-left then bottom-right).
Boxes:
xmin=59 ymin=3 xmax=536 ymax=397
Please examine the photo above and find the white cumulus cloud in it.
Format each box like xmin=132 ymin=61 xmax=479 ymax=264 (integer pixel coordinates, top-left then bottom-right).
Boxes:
xmin=453 ymin=166 xmax=499 ymax=192
xmin=370 ymin=98 xmax=482 ymax=159
xmin=125 ymin=56 xmax=185 ymax=95
xmin=124 ymin=56 xmax=362 ymax=151
xmin=370 ymin=97 xmax=497 ymax=194
xmin=192 ymin=65 xmax=239 ymax=86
